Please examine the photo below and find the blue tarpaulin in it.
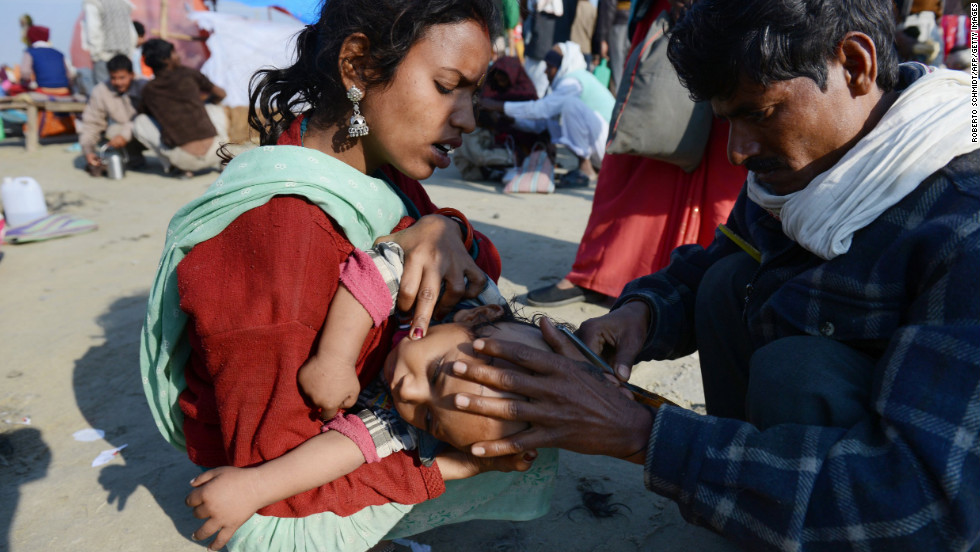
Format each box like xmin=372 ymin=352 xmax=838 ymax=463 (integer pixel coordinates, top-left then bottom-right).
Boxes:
xmin=228 ymin=0 xmax=323 ymax=23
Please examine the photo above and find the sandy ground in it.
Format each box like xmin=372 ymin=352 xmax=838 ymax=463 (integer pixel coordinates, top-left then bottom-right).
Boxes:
xmin=0 ymin=138 xmax=736 ymax=552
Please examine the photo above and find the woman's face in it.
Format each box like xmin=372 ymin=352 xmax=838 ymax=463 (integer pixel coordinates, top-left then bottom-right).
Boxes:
xmin=359 ymin=20 xmax=491 ymax=180
xmin=383 ymin=318 xmax=545 ymax=448
xmin=489 ymin=70 xmax=511 ymax=92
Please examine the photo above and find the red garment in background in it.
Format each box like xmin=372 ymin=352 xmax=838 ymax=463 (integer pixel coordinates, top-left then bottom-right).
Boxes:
xmin=483 ymin=56 xmax=538 ymax=102
xmin=940 ymin=14 xmax=970 ymax=56
xmin=566 ymin=0 xmax=747 ymax=297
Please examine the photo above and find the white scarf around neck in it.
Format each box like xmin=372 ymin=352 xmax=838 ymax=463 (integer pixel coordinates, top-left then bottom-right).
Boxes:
xmin=747 ymin=68 xmax=978 ymax=260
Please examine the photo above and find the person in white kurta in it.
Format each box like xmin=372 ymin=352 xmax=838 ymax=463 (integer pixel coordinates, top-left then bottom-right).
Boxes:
xmin=481 ymin=42 xmax=614 ymax=184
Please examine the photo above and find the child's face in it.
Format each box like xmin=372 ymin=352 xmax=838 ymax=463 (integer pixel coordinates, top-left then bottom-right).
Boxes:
xmin=383 ymin=316 xmax=545 ymax=449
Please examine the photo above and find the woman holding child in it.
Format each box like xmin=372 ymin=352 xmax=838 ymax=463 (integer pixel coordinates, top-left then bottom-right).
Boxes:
xmin=140 ymin=1 xmax=556 ymax=550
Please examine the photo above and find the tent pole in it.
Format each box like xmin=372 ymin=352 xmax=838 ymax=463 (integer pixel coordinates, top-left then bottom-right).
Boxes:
xmin=160 ymin=0 xmax=170 ymax=39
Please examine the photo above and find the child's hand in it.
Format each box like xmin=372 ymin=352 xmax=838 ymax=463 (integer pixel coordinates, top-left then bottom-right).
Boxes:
xmin=435 ymin=447 xmax=538 ymax=481
xmin=186 ymin=466 xmax=265 ymax=551
xmin=297 ymin=356 xmax=360 ymax=421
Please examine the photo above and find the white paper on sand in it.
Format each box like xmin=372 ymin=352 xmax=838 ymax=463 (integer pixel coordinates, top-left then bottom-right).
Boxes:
xmin=73 ymin=428 xmax=105 ymax=442
xmin=92 ymin=444 xmax=127 ymax=467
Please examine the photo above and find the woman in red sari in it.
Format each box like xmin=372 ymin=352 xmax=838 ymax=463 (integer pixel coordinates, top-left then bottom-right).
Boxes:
xmin=527 ymin=0 xmax=747 ymax=306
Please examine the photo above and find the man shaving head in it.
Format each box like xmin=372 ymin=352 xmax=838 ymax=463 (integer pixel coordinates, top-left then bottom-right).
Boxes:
xmin=667 ymin=0 xmax=900 ymax=195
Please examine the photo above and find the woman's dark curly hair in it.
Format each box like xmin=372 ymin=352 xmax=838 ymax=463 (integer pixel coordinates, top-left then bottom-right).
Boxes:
xmin=249 ymin=0 xmax=500 ymax=145
xmin=667 ymin=0 xmax=899 ymax=102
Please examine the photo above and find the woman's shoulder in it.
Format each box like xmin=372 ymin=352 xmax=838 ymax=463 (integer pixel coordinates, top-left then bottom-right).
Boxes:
xmin=177 ymin=196 xmax=351 ymax=333
xmin=242 ymin=195 xmax=354 ymax=248
xmin=181 ymin=196 xmax=354 ymax=274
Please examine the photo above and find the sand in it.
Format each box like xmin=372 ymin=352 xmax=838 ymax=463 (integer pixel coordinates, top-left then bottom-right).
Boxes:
xmin=0 ymin=140 xmax=736 ymax=551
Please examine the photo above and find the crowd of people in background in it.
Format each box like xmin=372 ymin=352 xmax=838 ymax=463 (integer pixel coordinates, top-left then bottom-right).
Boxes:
xmin=0 ymin=0 xmax=974 ymax=316
xmin=2 ymin=2 xmax=228 ymax=179
xmin=1 ymin=0 xmax=973 ymax=188
xmin=0 ymin=1 xmax=973 ymax=306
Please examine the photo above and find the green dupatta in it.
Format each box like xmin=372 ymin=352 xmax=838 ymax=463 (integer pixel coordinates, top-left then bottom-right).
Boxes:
xmin=139 ymin=145 xmax=408 ymax=450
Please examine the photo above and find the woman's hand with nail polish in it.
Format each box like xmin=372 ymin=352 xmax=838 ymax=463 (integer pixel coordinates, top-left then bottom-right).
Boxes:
xmin=375 ymin=214 xmax=486 ymax=338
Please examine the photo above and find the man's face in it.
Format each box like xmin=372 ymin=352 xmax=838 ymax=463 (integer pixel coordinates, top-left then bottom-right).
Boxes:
xmin=712 ymin=64 xmax=866 ymax=195
xmin=108 ymin=69 xmax=133 ymax=94
xmin=166 ymin=49 xmax=181 ymax=70
xmin=545 ymin=63 xmax=559 ymax=84
xmin=489 ymin=70 xmax=511 ymax=92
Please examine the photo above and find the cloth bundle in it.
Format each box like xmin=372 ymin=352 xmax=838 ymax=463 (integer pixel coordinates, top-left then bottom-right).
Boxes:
xmin=605 ymin=10 xmax=712 ymax=173
xmin=503 ymin=143 xmax=555 ymax=194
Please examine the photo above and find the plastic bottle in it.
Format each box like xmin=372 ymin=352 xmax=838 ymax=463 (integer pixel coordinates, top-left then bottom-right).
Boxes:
xmin=1 ymin=176 xmax=49 ymax=228
xmin=593 ymin=58 xmax=612 ymax=89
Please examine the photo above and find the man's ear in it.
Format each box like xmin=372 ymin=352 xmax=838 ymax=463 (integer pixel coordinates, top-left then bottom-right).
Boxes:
xmin=452 ymin=304 xmax=506 ymax=325
xmin=338 ymin=33 xmax=371 ymax=90
xmin=838 ymin=32 xmax=878 ymax=97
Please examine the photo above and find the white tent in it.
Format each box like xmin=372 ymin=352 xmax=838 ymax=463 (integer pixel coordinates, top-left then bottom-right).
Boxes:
xmin=189 ymin=10 xmax=303 ymax=107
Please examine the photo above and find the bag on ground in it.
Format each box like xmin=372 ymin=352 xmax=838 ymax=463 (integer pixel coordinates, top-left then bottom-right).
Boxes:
xmin=503 ymin=143 xmax=555 ymax=194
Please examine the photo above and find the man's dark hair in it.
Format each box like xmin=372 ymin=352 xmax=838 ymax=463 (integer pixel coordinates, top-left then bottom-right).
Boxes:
xmin=106 ymin=54 xmax=133 ymax=74
xmin=248 ymin=0 xmax=500 ymax=145
xmin=142 ymin=38 xmax=175 ymax=73
xmin=133 ymin=20 xmax=145 ymax=38
xmin=543 ymin=50 xmax=563 ymax=68
xmin=667 ymin=0 xmax=900 ymax=102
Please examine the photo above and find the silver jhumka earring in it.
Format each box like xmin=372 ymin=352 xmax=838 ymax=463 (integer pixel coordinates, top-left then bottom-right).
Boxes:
xmin=347 ymin=85 xmax=369 ymax=138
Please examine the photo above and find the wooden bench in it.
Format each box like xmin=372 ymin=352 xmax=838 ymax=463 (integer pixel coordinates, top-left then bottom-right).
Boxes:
xmin=0 ymin=94 xmax=87 ymax=152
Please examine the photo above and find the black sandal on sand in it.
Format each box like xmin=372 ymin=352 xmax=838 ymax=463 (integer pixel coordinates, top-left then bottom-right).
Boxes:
xmin=526 ymin=283 xmax=604 ymax=307
xmin=557 ymin=169 xmax=595 ymax=189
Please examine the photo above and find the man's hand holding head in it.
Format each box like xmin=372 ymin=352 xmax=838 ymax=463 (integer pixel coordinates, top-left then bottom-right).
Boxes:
xmin=449 ymin=317 xmax=654 ymax=464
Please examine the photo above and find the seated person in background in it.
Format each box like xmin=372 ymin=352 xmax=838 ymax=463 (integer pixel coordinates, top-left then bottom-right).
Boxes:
xmin=454 ymin=56 xmax=546 ymax=181
xmin=78 ymin=54 xmax=146 ymax=176
xmin=480 ymin=56 xmax=545 ymax=165
xmin=133 ymin=38 xmax=227 ymax=177
xmin=479 ymin=42 xmax=615 ymax=188
xmin=892 ymin=0 xmax=945 ymax=66
xmin=17 ymin=25 xmax=75 ymax=96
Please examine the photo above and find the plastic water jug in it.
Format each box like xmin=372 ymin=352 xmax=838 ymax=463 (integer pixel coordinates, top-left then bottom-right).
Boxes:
xmin=1 ymin=176 xmax=48 ymax=228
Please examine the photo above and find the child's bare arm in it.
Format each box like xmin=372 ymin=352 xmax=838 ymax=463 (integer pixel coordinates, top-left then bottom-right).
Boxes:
xmin=297 ymin=284 xmax=373 ymax=420
xmin=186 ymin=430 xmax=365 ymax=550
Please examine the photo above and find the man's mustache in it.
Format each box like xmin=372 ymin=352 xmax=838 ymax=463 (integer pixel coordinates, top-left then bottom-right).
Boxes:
xmin=744 ymin=157 xmax=785 ymax=173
